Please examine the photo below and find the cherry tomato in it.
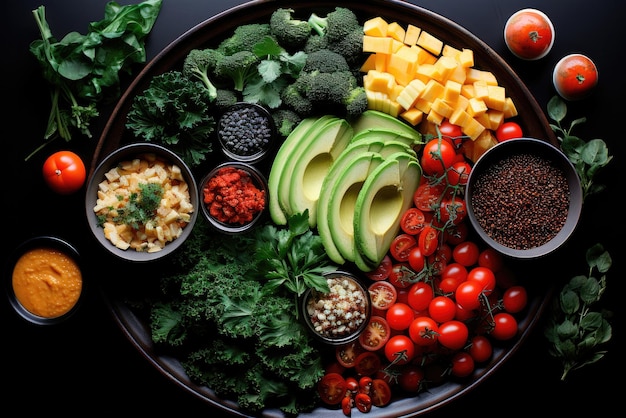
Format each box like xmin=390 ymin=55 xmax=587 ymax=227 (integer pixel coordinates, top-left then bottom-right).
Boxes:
xmin=440 ymin=263 xmax=468 ymax=289
xmin=384 ymin=334 xmax=415 ymax=365
xmin=454 ymin=280 xmax=483 ymax=311
xmin=354 ymin=392 xmax=372 ymax=413
xmin=408 ymin=246 xmax=425 ymax=272
xmin=553 ymin=53 xmax=599 ymax=101
xmin=418 ymin=225 xmax=439 ymax=257
xmin=450 ymin=351 xmax=475 ymax=378
xmin=336 ymin=341 xmax=365 ymax=368
xmin=421 ymin=138 xmax=458 ymax=176
xmin=443 ymin=221 xmax=469 ymax=246
xmin=389 ymin=233 xmax=417 ymax=262
xmin=447 ymin=161 xmax=471 ymax=186
xmin=467 ymin=266 xmax=496 ymax=295
xmin=452 ymin=241 xmax=480 ymax=266
xmin=345 ymin=376 xmax=359 ymax=393
xmin=365 ymin=254 xmax=392 ymax=281
xmin=407 ymin=281 xmax=434 ymax=312
xmin=490 ymin=312 xmax=519 ymax=340
xmin=495 ymin=121 xmax=523 ymax=142
xmin=398 ymin=364 xmax=424 ymax=393
xmin=469 ymin=335 xmax=493 ymax=363
xmin=478 ymin=248 xmax=504 ymax=273
xmin=502 ymin=285 xmax=528 ymax=313
xmin=368 ymin=281 xmax=397 ymax=311
xmin=341 ymin=395 xmax=353 ymax=416
xmin=438 ymin=120 xmax=464 ymax=147
xmin=409 ymin=316 xmax=439 ymax=346
xmin=437 ymin=320 xmax=469 ymax=351
xmin=504 ymin=8 xmax=554 ymax=60
xmin=317 ymin=372 xmax=347 ymax=405
xmin=413 ymin=181 xmax=447 ymax=212
xmin=42 ymin=150 xmax=87 ymax=195
xmin=386 ymin=302 xmax=415 ymax=331
xmin=359 ymin=316 xmax=391 ymax=351
xmin=354 ymin=351 xmax=382 ymax=376
xmin=400 ymin=207 xmax=427 ymax=235
xmin=438 ymin=196 xmax=467 ymax=226
xmin=428 ymin=295 xmax=457 ymax=323
xmin=388 ymin=262 xmax=414 ymax=289
xmin=428 ymin=243 xmax=451 ymax=276
xmin=370 ymin=379 xmax=392 ymax=407
xmin=359 ymin=376 xmax=373 ymax=393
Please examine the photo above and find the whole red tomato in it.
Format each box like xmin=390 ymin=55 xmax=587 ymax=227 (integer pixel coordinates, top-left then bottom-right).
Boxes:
xmin=504 ymin=8 xmax=554 ymax=60
xmin=42 ymin=150 xmax=87 ymax=195
xmin=553 ymin=53 xmax=599 ymax=101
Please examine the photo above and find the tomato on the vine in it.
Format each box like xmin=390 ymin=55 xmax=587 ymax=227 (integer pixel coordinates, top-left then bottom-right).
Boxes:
xmin=421 ymin=138 xmax=458 ymax=176
xmin=389 ymin=233 xmax=417 ymax=262
xmin=384 ymin=334 xmax=415 ymax=365
xmin=452 ymin=241 xmax=480 ymax=266
xmin=438 ymin=196 xmax=467 ymax=226
xmin=437 ymin=320 xmax=469 ymax=351
xmin=553 ymin=53 xmax=599 ymax=101
xmin=450 ymin=351 xmax=475 ymax=378
xmin=469 ymin=335 xmax=493 ymax=363
xmin=504 ymin=8 xmax=554 ymax=60
xmin=418 ymin=225 xmax=439 ymax=257
xmin=408 ymin=246 xmax=425 ymax=272
xmin=490 ymin=312 xmax=519 ymax=340
xmin=398 ymin=364 xmax=425 ymax=393
xmin=365 ymin=254 xmax=392 ymax=281
xmin=317 ymin=372 xmax=347 ymax=405
xmin=359 ymin=316 xmax=391 ymax=351
xmin=42 ymin=150 xmax=87 ymax=195
xmin=454 ymin=280 xmax=483 ymax=311
xmin=443 ymin=221 xmax=469 ymax=246
xmin=409 ymin=316 xmax=439 ymax=346
xmin=400 ymin=207 xmax=427 ymax=235
xmin=467 ymin=266 xmax=496 ymax=295
xmin=495 ymin=121 xmax=523 ymax=142
xmin=368 ymin=281 xmax=397 ymax=311
xmin=385 ymin=302 xmax=415 ymax=331
xmin=438 ymin=120 xmax=464 ymax=148
xmin=447 ymin=161 xmax=471 ymax=186
xmin=388 ymin=262 xmax=414 ymax=289
xmin=407 ymin=281 xmax=434 ymax=312
xmin=428 ymin=295 xmax=456 ymax=323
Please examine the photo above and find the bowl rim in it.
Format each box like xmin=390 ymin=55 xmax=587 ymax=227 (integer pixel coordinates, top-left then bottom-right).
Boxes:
xmin=85 ymin=142 xmax=199 ymax=262
xmin=199 ymin=161 xmax=269 ymax=234
xmin=465 ymin=137 xmax=583 ymax=259
xmin=6 ymin=235 xmax=83 ymax=325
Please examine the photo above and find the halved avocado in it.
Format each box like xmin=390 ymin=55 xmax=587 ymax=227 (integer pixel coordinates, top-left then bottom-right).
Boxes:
xmin=287 ymin=117 xmax=353 ymax=227
xmin=317 ymin=138 xmax=416 ymax=264
xmin=354 ymin=152 xmax=422 ymax=265
xmin=328 ymin=152 xmax=385 ymax=262
xmin=350 ymin=110 xmax=423 ymax=146
xmin=268 ymin=116 xmax=331 ymax=225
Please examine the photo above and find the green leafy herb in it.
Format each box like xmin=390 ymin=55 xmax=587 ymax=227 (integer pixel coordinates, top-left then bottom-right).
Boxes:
xmin=544 ymin=243 xmax=613 ymax=381
xmin=27 ymin=0 xmax=163 ymax=160
xmin=254 ymin=210 xmax=336 ymax=314
xmin=100 ymin=182 xmax=163 ymax=229
xmin=125 ymin=71 xmax=216 ymax=167
xmin=547 ymin=95 xmax=613 ymax=200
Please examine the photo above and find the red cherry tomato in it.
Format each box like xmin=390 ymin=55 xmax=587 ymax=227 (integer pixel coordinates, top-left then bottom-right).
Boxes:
xmin=400 ymin=207 xmax=427 ymax=235
xmin=384 ymin=334 xmax=415 ymax=365
xmin=438 ymin=120 xmax=464 ymax=147
xmin=389 ymin=233 xmax=417 ymax=262
xmin=399 ymin=364 xmax=425 ymax=393
xmin=467 ymin=266 xmax=496 ymax=295
xmin=370 ymin=379 xmax=392 ymax=407
xmin=418 ymin=225 xmax=439 ymax=257
xmin=469 ymin=335 xmax=493 ymax=363
xmin=42 ymin=150 xmax=87 ymax=195
xmin=341 ymin=395 xmax=353 ymax=416
xmin=447 ymin=161 xmax=471 ymax=186
xmin=454 ymin=280 xmax=483 ymax=311
xmin=450 ymin=351 xmax=475 ymax=378
xmin=495 ymin=121 xmax=523 ymax=142
xmin=336 ymin=341 xmax=365 ymax=368
xmin=354 ymin=351 xmax=382 ymax=376
xmin=490 ymin=312 xmax=519 ymax=340
xmin=386 ymin=302 xmax=415 ymax=331
xmin=368 ymin=281 xmax=397 ymax=311
xmin=437 ymin=320 xmax=469 ymax=351
xmin=359 ymin=316 xmax=391 ymax=351
xmin=409 ymin=316 xmax=439 ymax=346
xmin=317 ymin=373 xmax=347 ymax=405
xmin=407 ymin=281 xmax=434 ymax=312
xmin=388 ymin=262 xmax=414 ymax=289
xmin=502 ymin=285 xmax=528 ymax=313
xmin=354 ymin=392 xmax=372 ymax=413
xmin=438 ymin=196 xmax=467 ymax=226
xmin=365 ymin=254 xmax=392 ymax=281
xmin=408 ymin=246 xmax=425 ymax=272
xmin=504 ymin=8 xmax=554 ymax=60
xmin=478 ymin=248 xmax=504 ymax=273
xmin=428 ymin=295 xmax=457 ymax=323
xmin=553 ymin=53 xmax=599 ymax=101
xmin=452 ymin=241 xmax=480 ymax=266
xmin=413 ymin=180 xmax=447 ymax=212
xmin=420 ymin=138 xmax=458 ymax=177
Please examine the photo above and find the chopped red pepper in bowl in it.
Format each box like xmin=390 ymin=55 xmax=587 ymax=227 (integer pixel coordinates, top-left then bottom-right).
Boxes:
xmin=200 ymin=161 xmax=268 ymax=233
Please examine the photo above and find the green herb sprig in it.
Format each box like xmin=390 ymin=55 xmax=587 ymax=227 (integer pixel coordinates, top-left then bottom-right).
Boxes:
xmin=544 ymin=243 xmax=613 ymax=381
xmin=547 ymin=95 xmax=613 ymax=200
xmin=27 ymin=0 xmax=163 ymax=161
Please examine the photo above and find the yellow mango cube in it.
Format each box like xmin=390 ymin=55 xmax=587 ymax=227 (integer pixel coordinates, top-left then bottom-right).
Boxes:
xmin=400 ymin=108 xmax=424 ymax=125
xmin=485 ymin=85 xmax=506 ymax=111
xmin=503 ymin=97 xmax=519 ymax=118
xmin=443 ymin=80 xmax=462 ymax=103
xmin=417 ymin=31 xmax=443 ymax=56
xmin=459 ymin=48 xmax=475 ymax=67
xmin=462 ymin=117 xmax=486 ymax=140
xmin=363 ymin=17 xmax=388 ymax=37
xmin=431 ymin=98 xmax=453 ymax=119
xmin=420 ymin=79 xmax=445 ymax=102
xmin=360 ymin=54 xmax=377 ymax=73
xmin=404 ymin=24 xmax=421 ymax=46
xmin=363 ymin=35 xmax=394 ymax=54
xmin=387 ymin=22 xmax=406 ymax=42
xmin=467 ymin=97 xmax=488 ymax=117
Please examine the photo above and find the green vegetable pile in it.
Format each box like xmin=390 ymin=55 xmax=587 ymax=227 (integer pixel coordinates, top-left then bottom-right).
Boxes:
xmin=27 ymin=0 xmax=163 ymax=161
xmin=125 ymin=7 xmax=368 ymax=168
xmin=146 ymin=212 xmax=337 ymax=415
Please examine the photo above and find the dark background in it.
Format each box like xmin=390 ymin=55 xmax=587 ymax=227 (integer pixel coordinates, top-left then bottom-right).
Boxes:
xmin=4 ymin=0 xmax=624 ymax=416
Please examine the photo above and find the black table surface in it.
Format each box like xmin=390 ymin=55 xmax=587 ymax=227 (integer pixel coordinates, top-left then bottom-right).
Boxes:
xmin=4 ymin=0 xmax=624 ymax=416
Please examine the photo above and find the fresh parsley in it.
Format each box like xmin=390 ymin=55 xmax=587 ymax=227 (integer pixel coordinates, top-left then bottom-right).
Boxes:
xmin=544 ymin=243 xmax=613 ymax=380
xmin=98 ymin=182 xmax=163 ymax=229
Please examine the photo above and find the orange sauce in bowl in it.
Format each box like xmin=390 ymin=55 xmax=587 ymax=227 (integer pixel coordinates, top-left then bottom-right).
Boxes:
xmin=12 ymin=247 xmax=82 ymax=318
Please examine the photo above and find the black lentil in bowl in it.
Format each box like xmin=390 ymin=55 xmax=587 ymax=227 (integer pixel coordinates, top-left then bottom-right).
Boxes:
xmin=465 ymin=137 xmax=583 ymax=259
xmin=302 ymin=271 xmax=371 ymax=345
xmin=217 ymin=102 xmax=276 ymax=163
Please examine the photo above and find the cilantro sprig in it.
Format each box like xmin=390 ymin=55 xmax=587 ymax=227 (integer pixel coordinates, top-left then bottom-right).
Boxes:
xmin=544 ymin=243 xmax=613 ymax=381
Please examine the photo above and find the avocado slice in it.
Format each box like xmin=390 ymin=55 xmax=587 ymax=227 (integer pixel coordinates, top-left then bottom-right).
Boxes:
xmin=354 ymin=152 xmax=422 ymax=265
xmin=317 ymin=138 xmax=416 ymax=264
xmin=350 ymin=128 xmax=421 ymax=150
xmin=350 ymin=110 xmax=423 ymax=146
xmin=268 ymin=115 xmax=334 ymax=225
xmin=328 ymin=152 xmax=385 ymax=263
xmin=287 ymin=117 xmax=353 ymax=227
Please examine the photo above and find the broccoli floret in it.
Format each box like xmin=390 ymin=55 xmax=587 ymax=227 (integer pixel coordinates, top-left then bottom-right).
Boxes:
xmin=214 ymin=88 xmax=238 ymax=111
xmin=303 ymin=34 xmax=328 ymax=54
xmin=280 ymin=83 xmax=313 ymax=115
xmin=272 ymin=109 xmax=302 ymax=137
xmin=269 ymin=8 xmax=312 ymax=49
xmin=182 ymin=48 xmax=224 ymax=101
xmin=328 ymin=27 xmax=365 ymax=67
xmin=343 ymin=85 xmax=368 ymax=116
xmin=302 ymin=49 xmax=349 ymax=73
xmin=215 ymin=50 xmax=260 ymax=92
xmin=308 ymin=7 xmax=360 ymax=43
xmin=218 ymin=23 xmax=272 ymax=55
